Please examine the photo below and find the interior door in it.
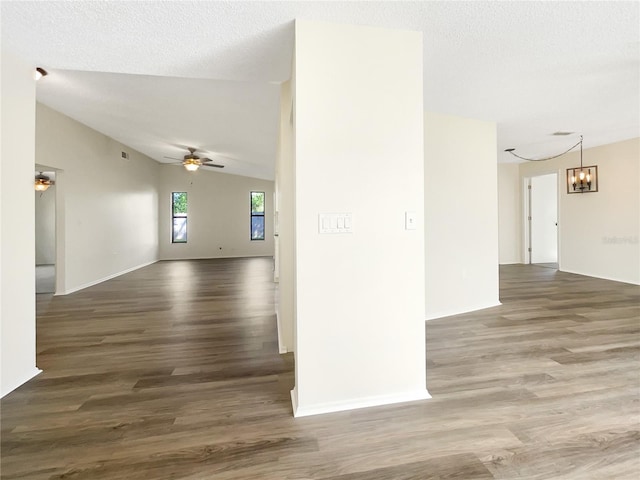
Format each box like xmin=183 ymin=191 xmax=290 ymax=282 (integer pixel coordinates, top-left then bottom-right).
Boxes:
xmin=530 ymin=173 xmax=558 ymax=264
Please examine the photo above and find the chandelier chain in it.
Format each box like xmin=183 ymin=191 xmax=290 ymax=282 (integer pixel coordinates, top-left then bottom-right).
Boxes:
xmin=506 ymin=136 xmax=583 ymax=162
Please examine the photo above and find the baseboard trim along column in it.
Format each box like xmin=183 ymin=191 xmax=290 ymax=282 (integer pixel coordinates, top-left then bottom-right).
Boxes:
xmin=60 ymin=260 xmax=157 ymax=295
xmin=290 ymin=387 xmax=299 ymax=415
xmin=1 ymin=367 xmax=42 ymax=398
xmin=291 ymin=388 xmax=431 ymax=418
xmin=425 ymin=300 xmax=502 ymax=321
xmin=275 ymin=310 xmax=288 ymax=354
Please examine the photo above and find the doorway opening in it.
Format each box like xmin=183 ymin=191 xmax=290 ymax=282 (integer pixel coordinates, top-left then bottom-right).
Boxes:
xmin=524 ymin=173 xmax=559 ymax=269
xmin=35 ymin=169 xmax=56 ymax=294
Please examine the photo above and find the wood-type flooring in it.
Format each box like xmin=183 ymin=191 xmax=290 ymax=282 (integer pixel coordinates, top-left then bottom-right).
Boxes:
xmin=1 ymin=258 xmax=639 ymax=479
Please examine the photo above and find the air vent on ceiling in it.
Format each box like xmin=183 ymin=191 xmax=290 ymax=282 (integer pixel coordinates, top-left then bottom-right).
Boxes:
xmin=121 ymin=151 xmax=129 ymax=160
xmin=552 ymin=131 xmax=574 ymax=136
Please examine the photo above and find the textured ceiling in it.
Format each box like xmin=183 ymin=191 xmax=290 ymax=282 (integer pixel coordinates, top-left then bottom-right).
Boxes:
xmin=2 ymin=1 xmax=639 ymax=179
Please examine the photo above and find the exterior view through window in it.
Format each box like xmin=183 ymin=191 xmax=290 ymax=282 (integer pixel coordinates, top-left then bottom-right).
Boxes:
xmin=172 ymin=192 xmax=187 ymax=243
xmin=251 ymin=191 xmax=265 ymax=240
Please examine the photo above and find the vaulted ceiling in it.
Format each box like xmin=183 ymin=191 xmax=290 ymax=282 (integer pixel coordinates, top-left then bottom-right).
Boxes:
xmin=2 ymin=1 xmax=638 ymax=180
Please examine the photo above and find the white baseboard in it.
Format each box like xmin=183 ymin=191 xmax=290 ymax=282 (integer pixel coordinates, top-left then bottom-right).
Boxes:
xmin=425 ymin=300 xmax=502 ymax=321
xmin=159 ymin=254 xmax=273 ymax=261
xmin=290 ymin=387 xmax=299 ymax=415
xmin=60 ymin=260 xmax=157 ymax=295
xmin=1 ymin=367 xmax=42 ymax=398
xmin=275 ymin=310 xmax=288 ymax=354
xmin=559 ymin=268 xmax=640 ymax=286
xmin=291 ymin=388 xmax=431 ymax=418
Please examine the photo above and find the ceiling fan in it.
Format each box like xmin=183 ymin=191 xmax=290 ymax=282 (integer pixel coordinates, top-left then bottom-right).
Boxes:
xmin=164 ymin=147 xmax=224 ymax=172
xmin=34 ymin=172 xmax=55 ymax=191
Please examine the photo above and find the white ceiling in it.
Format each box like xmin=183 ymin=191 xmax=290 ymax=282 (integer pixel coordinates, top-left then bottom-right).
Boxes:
xmin=2 ymin=1 xmax=638 ymax=179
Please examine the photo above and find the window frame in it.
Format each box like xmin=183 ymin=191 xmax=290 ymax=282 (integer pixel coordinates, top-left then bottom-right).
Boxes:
xmin=250 ymin=191 xmax=265 ymax=241
xmin=172 ymin=191 xmax=188 ymax=243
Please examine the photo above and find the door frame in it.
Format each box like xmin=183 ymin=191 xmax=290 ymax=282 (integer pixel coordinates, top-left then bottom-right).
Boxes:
xmin=35 ymin=163 xmax=65 ymax=295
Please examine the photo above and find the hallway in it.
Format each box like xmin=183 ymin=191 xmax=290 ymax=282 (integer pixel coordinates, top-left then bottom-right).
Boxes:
xmin=1 ymin=259 xmax=638 ymax=479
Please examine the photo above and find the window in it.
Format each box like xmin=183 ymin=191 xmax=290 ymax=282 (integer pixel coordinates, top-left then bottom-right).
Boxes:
xmin=172 ymin=192 xmax=187 ymax=243
xmin=251 ymin=191 xmax=265 ymax=240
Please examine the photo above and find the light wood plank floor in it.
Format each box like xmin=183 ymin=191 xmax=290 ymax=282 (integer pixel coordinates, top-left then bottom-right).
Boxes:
xmin=1 ymin=259 xmax=639 ymax=479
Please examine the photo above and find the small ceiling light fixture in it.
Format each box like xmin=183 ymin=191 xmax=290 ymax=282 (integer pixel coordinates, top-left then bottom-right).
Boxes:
xmin=34 ymin=67 xmax=48 ymax=81
xmin=34 ymin=172 xmax=54 ymax=191
xmin=183 ymin=158 xmax=201 ymax=172
xmin=567 ymin=136 xmax=598 ymax=194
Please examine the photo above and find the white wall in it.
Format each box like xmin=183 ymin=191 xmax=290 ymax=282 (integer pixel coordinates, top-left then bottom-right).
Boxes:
xmin=498 ymin=163 xmax=522 ymax=264
xmin=35 ymin=183 xmax=56 ymax=265
xmin=35 ymin=103 xmax=160 ymax=294
xmin=292 ymin=21 xmax=428 ymax=416
xmin=275 ymin=79 xmax=296 ymax=353
xmin=424 ymin=112 xmax=500 ymax=320
xmin=158 ymin=166 xmax=274 ymax=260
xmin=519 ymin=138 xmax=639 ymax=284
xmin=1 ymin=50 xmax=40 ymax=397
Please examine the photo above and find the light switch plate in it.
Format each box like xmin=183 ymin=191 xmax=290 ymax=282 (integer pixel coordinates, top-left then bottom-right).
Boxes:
xmin=405 ymin=211 xmax=417 ymax=230
xmin=319 ymin=213 xmax=353 ymax=234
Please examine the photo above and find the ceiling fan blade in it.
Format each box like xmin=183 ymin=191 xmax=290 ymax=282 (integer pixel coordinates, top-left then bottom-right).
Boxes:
xmin=201 ymin=163 xmax=224 ymax=169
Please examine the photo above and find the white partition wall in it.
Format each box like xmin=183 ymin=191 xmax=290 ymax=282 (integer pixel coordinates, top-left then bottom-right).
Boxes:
xmin=275 ymin=79 xmax=296 ymax=354
xmin=424 ymin=112 xmax=500 ymax=320
xmin=498 ymin=163 xmax=522 ymax=264
xmin=1 ymin=50 xmax=40 ymax=396
xmin=291 ymin=21 xmax=428 ymax=416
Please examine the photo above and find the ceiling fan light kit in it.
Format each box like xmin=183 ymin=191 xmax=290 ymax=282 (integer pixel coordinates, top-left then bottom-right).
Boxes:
xmin=34 ymin=172 xmax=54 ymax=191
xmin=183 ymin=159 xmax=201 ymax=172
xmin=164 ymin=147 xmax=225 ymax=172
